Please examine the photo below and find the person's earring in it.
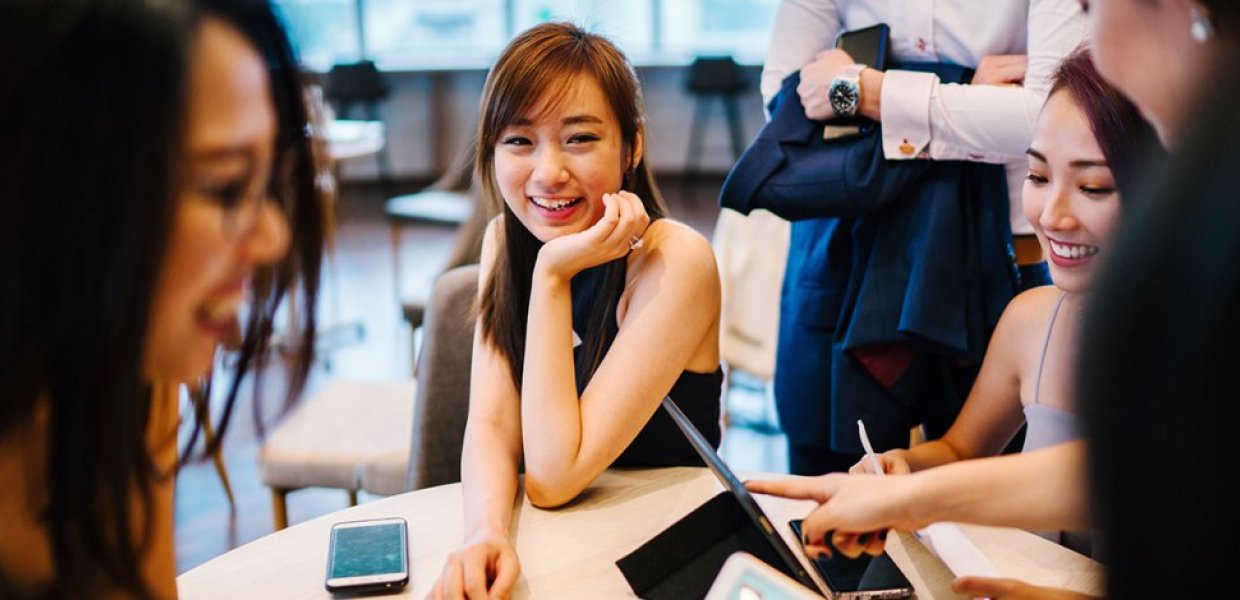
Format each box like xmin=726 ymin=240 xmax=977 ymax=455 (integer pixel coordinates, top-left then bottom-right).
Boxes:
xmin=1191 ymin=4 xmax=1215 ymax=43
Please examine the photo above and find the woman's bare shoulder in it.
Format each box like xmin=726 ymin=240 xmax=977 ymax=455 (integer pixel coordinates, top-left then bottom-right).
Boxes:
xmin=482 ymin=214 xmax=503 ymax=251
xmin=477 ymin=214 xmax=504 ymax=276
xmin=624 ymin=218 xmax=720 ymax=308
xmin=640 ymin=219 xmax=717 ymax=271
xmin=1008 ymin=285 xmax=1063 ymax=318
xmin=995 ymin=285 xmax=1064 ymax=340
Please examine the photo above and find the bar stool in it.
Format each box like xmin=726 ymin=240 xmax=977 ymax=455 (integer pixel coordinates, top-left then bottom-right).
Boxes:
xmin=684 ymin=56 xmax=748 ymax=178
xmin=323 ymin=60 xmax=394 ymax=194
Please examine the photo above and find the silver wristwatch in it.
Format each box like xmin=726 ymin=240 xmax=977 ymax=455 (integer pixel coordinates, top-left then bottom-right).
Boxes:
xmin=828 ymin=64 xmax=866 ymax=118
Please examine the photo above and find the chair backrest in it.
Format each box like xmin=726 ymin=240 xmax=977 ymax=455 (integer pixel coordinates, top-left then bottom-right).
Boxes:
xmin=324 ymin=60 xmax=389 ymax=119
xmin=405 ymin=264 xmax=479 ymax=490
xmin=713 ymin=209 xmax=788 ymax=381
xmin=686 ymin=55 xmax=748 ymax=95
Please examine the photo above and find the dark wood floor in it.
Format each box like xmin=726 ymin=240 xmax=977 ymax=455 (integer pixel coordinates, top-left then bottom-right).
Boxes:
xmin=173 ymin=174 xmax=787 ymax=574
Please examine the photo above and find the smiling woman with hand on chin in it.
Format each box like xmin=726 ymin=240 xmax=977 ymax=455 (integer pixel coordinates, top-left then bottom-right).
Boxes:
xmin=425 ymin=22 xmax=723 ymax=600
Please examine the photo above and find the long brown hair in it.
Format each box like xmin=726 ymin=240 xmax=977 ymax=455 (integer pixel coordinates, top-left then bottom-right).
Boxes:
xmin=0 ymin=0 xmax=325 ymax=596
xmin=476 ymin=22 xmax=667 ymax=389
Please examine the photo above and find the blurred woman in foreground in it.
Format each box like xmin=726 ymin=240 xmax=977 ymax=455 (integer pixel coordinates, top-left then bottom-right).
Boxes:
xmin=0 ymin=0 xmax=325 ymax=595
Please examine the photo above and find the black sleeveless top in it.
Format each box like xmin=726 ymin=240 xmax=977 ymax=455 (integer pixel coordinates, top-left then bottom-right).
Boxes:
xmin=570 ymin=264 xmax=723 ymax=468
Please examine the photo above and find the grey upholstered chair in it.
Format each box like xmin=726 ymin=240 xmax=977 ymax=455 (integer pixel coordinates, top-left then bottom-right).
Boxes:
xmin=361 ymin=264 xmax=479 ymax=495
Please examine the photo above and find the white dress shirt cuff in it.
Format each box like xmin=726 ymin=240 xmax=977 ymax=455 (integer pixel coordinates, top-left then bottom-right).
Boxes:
xmin=880 ymin=69 xmax=937 ymax=160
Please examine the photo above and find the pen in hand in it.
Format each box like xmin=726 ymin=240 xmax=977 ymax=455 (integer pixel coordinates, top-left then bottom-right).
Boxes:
xmin=858 ymin=420 xmax=884 ymax=476
xmin=857 ymin=421 xmax=1001 ymax=577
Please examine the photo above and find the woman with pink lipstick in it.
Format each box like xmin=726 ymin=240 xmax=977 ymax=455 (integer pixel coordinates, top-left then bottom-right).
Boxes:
xmin=426 ymin=23 xmax=723 ymax=599
xmin=835 ymin=48 xmax=1159 ymax=558
xmin=746 ymin=48 xmax=1161 ymax=594
xmin=0 ymin=0 xmax=325 ymax=596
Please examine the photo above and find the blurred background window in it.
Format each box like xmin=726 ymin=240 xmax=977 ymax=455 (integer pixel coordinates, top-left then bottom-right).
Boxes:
xmin=658 ymin=0 xmax=778 ymax=64
xmin=275 ymin=0 xmax=362 ymax=68
xmin=512 ymin=0 xmax=653 ymax=60
xmin=275 ymin=0 xmax=779 ymax=70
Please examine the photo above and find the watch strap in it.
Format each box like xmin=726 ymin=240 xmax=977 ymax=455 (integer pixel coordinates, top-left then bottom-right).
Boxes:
xmin=839 ymin=63 xmax=866 ymax=80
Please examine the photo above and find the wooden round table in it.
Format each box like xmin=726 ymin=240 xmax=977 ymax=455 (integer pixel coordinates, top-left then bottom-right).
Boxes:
xmin=178 ymin=467 xmax=1103 ymax=598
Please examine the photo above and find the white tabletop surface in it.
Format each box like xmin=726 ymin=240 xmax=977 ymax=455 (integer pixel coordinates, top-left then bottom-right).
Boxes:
xmin=324 ymin=119 xmax=385 ymax=163
xmin=178 ymin=467 xmax=1104 ymax=599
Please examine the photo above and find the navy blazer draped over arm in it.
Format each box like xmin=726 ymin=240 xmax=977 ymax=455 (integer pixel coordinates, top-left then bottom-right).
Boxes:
xmin=719 ymin=62 xmax=1019 ymax=454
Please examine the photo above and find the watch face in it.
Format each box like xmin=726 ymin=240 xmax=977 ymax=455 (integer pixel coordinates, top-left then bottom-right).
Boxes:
xmin=829 ymin=79 xmax=859 ymax=116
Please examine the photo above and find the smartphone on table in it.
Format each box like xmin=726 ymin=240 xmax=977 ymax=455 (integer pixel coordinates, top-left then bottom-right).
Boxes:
xmin=325 ymin=517 xmax=409 ymax=595
xmin=789 ymin=519 xmax=913 ymax=599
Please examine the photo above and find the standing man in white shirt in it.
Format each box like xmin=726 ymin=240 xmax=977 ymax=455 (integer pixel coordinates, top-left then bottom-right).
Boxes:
xmin=763 ymin=1 xmax=1087 ymax=475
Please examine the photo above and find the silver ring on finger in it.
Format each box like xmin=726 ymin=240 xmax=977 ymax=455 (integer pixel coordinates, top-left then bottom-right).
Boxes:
xmin=628 ymin=236 xmax=644 ymax=251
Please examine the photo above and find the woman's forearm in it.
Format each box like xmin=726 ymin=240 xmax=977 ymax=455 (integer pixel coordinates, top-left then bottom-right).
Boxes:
xmin=898 ymin=440 xmax=965 ymax=472
xmin=460 ymin=421 xmax=521 ymax=539
xmin=519 ymin=266 xmax=592 ymax=504
xmin=909 ymin=441 xmax=1091 ymax=531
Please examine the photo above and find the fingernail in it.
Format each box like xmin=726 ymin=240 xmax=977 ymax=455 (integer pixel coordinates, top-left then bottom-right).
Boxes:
xmin=806 ymin=543 xmax=833 ymax=560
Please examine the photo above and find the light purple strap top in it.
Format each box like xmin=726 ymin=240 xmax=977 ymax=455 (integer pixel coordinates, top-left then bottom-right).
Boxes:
xmin=1021 ymin=293 xmax=1094 ymax=557
xmin=1022 ymin=293 xmax=1083 ymax=453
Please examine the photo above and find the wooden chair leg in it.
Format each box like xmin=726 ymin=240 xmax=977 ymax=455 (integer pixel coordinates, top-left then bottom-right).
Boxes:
xmin=347 ymin=489 xmax=359 ymax=507
xmin=201 ymin=417 xmax=236 ymax=512
xmin=390 ymin=222 xmax=404 ymax=306
xmin=271 ymin=489 xmax=290 ymax=531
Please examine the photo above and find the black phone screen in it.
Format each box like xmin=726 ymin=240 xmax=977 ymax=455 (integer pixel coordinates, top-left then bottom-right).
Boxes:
xmin=835 ymin=23 xmax=890 ymax=70
xmin=789 ymin=520 xmax=912 ymax=598
xmin=329 ymin=522 xmax=406 ymax=579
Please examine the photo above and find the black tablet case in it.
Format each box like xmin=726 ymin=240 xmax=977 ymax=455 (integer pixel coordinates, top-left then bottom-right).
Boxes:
xmin=616 ymin=491 xmax=810 ymax=599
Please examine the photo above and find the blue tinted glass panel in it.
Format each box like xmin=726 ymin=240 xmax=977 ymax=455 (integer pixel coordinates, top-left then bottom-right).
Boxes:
xmin=512 ymin=0 xmax=652 ymax=56
xmin=365 ymin=0 xmax=507 ymax=67
xmin=659 ymin=0 xmax=779 ymax=64
xmin=275 ymin=0 xmax=778 ymax=68
xmin=275 ymin=0 xmax=362 ymax=69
